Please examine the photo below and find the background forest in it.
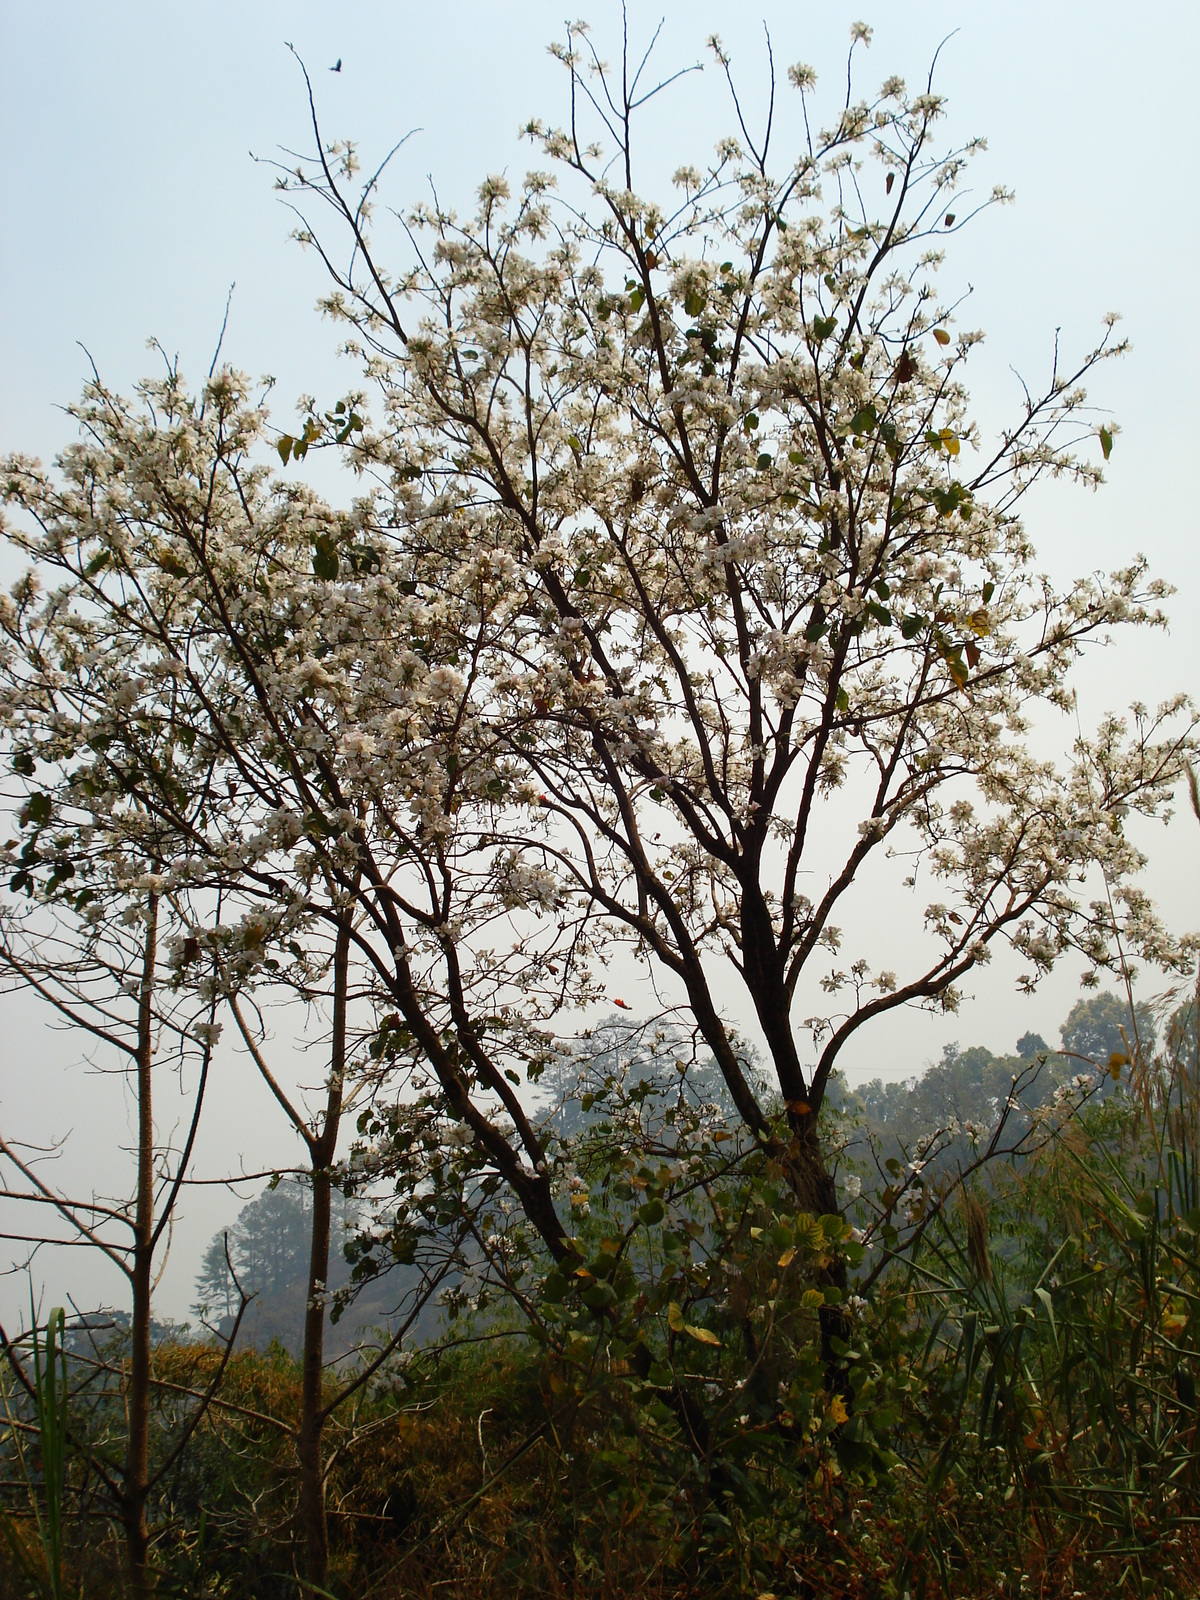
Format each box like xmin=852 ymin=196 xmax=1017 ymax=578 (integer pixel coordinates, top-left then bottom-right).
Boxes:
xmin=0 ymin=10 xmax=1197 ymax=1599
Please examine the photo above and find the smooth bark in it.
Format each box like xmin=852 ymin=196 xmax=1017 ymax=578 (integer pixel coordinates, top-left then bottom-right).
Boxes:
xmin=123 ymin=891 xmax=158 ymax=1596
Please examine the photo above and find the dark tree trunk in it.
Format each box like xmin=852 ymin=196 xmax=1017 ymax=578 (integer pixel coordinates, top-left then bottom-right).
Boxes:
xmin=786 ymin=1117 xmax=852 ymax=1391
xmin=295 ymin=910 xmax=351 ymax=1591
xmin=124 ymin=893 xmax=158 ymax=1598
xmin=298 ymin=1159 xmax=333 ymax=1587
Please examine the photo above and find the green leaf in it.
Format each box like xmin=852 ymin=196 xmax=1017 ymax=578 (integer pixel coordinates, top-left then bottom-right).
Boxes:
xmin=25 ymin=792 xmax=51 ymax=827
xmin=743 ymin=413 xmax=759 ymax=433
xmin=627 ymin=287 xmax=645 ymax=313
xmin=756 ymin=452 xmax=772 ymax=471
xmin=312 ymin=536 xmax=339 ymax=581
xmin=638 ymin=1198 xmax=665 ymax=1226
xmin=812 ymin=315 xmax=837 ymax=342
xmin=542 ymin=1269 xmax=568 ymax=1304
xmin=1099 ymin=426 xmax=1113 ymax=460
xmin=11 ymin=751 xmax=34 ymax=777
xmin=683 ymin=286 xmax=707 ymax=317
xmin=582 ymin=1281 xmax=616 ymax=1312
xmin=849 ymin=403 xmax=878 ymax=436
xmin=835 ymin=687 xmax=849 ymax=713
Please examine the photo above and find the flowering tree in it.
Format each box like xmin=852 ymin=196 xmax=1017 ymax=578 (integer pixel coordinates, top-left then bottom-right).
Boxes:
xmin=2 ymin=21 xmax=1198 ymax=1581
xmin=0 ymin=365 xmax=585 ymax=1586
xmin=276 ymin=20 xmax=1196 ymax=1217
xmin=0 ymin=576 xmax=244 ymax=1591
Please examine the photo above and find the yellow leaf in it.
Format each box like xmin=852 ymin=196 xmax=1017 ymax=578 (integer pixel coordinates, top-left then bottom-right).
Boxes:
xmin=684 ymin=1323 xmax=722 ymax=1346
xmin=796 ymin=1216 xmax=826 ymax=1249
xmin=932 ymin=327 xmax=951 ymax=345
xmin=667 ymin=1302 xmax=684 ymax=1332
xmin=1108 ymin=1050 xmax=1129 ymax=1080
xmin=939 ymin=428 xmax=960 ymax=456
xmin=967 ymin=607 xmax=991 ymax=636
xmin=777 ymin=1246 xmax=797 ymax=1269
xmin=801 ymin=1288 xmax=825 ymax=1310
xmin=828 ymin=1395 xmax=850 ymax=1426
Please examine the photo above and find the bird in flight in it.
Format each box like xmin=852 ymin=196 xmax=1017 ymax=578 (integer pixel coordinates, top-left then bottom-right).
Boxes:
xmin=330 ymin=58 xmax=342 ymax=72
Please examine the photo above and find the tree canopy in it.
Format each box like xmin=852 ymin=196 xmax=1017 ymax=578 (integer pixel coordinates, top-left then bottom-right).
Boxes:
xmin=1 ymin=25 xmax=1195 ymax=1258
xmin=0 ymin=21 xmax=1198 ymax=1596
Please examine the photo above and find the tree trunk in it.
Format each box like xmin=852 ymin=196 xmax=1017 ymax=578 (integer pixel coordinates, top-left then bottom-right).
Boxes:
xmin=298 ymin=1161 xmax=332 ymax=1588
xmin=295 ymin=910 xmax=351 ymax=1591
xmin=124 ymin=892 xmax=158 ymax=1597
xmin=786 ymin=1117 xmax=852 ymax=1393
xmin=786 ymin=1119 xmax=840 ymax=1218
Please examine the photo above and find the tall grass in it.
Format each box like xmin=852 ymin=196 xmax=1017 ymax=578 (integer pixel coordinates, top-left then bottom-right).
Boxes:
xmin=0 ymin=1298 xmax=68 ymax=1599
xmin=895 ymin=977 xmax=1200 ymax=1597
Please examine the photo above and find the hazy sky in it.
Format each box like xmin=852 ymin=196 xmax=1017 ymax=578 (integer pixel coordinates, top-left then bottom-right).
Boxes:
xmin=1 ymin=2 xmax=1197 ymax=1321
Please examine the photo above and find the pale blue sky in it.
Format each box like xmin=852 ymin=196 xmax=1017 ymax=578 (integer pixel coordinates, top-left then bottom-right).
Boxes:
xmin=3 ymin=3 xmax=1197 ymax=687
xmin=1 ymin=2 xmax=1197 ymax=1318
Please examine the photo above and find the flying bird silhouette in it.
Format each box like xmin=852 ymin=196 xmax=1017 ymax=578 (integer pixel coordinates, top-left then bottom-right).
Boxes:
xmin=330 ymin=58 xmax=342 ymax=72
